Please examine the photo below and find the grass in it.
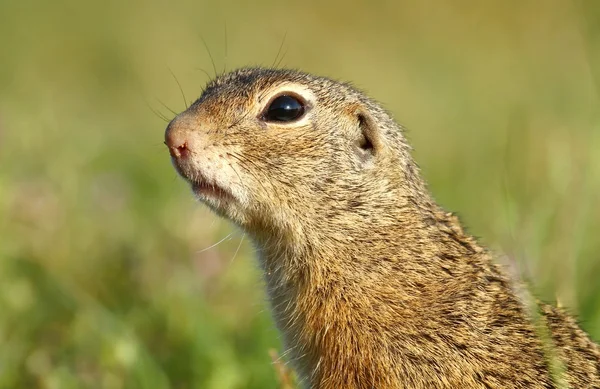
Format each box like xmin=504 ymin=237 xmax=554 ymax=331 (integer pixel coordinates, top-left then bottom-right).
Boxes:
xmin=0 ymin=0 xmax=599 ymax=387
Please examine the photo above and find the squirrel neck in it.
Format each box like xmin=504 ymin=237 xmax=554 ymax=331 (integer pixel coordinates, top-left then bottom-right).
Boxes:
xmin=251 ymin=194 xmax=493 ymax=321
xmin=250 ymin=199 xmax=507 ymax=386
xmin=253 ymin=194 xmax=486 ymax=292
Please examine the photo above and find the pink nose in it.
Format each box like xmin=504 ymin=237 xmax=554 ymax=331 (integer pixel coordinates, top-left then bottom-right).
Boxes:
xmin=164 ymin=119 xmax=190 ymax=159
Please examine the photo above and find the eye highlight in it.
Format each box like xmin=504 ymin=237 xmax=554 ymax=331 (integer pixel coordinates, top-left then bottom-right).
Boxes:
xmin=262 ymin=94 xmax=306 ymax=123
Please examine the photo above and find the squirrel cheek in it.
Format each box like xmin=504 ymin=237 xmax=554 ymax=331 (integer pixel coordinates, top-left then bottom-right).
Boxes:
xmin=192 ymin=148 xmax=250 ymax=206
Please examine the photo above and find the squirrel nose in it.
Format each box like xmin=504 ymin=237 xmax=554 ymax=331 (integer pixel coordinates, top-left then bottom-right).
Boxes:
xmin=164 ymin=119 xmax=190 ymax=159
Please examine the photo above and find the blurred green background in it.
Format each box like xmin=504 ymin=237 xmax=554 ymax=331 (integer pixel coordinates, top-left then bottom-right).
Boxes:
xmin=1 ymin=0 xmax=599 ymax=387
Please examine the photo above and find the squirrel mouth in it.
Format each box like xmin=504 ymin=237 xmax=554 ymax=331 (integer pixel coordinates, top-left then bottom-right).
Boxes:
xmin=191 ymin=180 xmax=232 ymax=201
xmin=171 ymin=161 xmax=233 ymax=202
xmin=171 ymin=159 xmax=236 ymax=203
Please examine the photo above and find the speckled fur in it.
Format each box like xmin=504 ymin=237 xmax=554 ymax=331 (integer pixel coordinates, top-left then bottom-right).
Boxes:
xmin=165 ymin=68 xmax=600 ymax=388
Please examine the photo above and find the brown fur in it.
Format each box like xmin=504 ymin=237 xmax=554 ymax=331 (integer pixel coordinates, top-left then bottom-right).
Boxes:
xmin=164 ymin=67 xmax=600 ymax=388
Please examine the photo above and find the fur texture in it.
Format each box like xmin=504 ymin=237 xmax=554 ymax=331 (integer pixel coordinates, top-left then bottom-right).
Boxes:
xmin=165 ymin=67 xmax=600 ymax=388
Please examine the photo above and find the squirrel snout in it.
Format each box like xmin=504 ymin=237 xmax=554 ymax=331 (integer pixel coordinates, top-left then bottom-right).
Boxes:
xmin=165 ymin=119 xmax=192 ymax=159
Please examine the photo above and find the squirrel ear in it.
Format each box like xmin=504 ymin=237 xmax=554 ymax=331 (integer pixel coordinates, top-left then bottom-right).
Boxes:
xmin=355 ymin=108 xmax=385 ymax=160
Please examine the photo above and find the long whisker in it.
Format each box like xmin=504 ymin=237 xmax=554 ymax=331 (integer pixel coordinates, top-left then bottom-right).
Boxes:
xmin=197 ymin=232 xmax=234 ymax=253
xmin=200 ymin=35 xmax=218 ymax=77
xmin=272 ymin=31 xmax=288 ymax=68
xmin=144 ymin=100 xmax=170 ymax=122
xmin=155 ymin=98 xmax=178 ymax=117
xmin=168 ymin=67 xmax=188 ymax=109
xmin=229 ymin=233 xmax=245 ymax=265
xmin=275 ymin=45 xmax=289 ymax=69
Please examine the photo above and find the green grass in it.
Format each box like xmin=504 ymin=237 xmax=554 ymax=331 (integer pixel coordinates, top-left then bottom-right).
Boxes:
xmin=1 ymin=0 xmax=599 ymax=387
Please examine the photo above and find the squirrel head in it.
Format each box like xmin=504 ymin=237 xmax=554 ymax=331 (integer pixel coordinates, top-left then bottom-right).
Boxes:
xmin=165 ymin=68 xmax=426 ymax=243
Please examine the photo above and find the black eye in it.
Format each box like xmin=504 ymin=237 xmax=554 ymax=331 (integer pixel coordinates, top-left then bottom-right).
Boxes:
xmin=262 ymin=95 xmax=305 ymax=122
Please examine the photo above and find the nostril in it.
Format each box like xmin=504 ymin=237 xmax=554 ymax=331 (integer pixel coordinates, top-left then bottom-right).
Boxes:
xmin=176 ymin=142 xmax=189 ymax=157
xmin=165 ymin=117 xmax=195 ymax=159
xmin=167 ymin=141 xmax=189 ymax=159
xmin=164 ymin=127 xmax=191 ymax=159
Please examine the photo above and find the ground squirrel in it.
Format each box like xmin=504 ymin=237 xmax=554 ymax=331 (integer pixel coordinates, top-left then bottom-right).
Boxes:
xmin=164 ymin=67 xmax=600 ymax=388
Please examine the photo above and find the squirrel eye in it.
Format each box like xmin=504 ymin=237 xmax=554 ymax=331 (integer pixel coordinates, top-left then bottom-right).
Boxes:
xmin=262 ymin=95 xmax=305 ymax=122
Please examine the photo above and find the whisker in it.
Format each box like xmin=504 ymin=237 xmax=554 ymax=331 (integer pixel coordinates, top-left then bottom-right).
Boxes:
xmin=229 ymin=233 xmax=245 ymax=265
xmin=227 ymin=105 xmax=255 ymax=130
xmin=200 ymin=35 xmax=218 ymax=77
xmin=197 ymin=232 xmax=234 ymax=253
xmin=144 ymin=100 xmax=170 ymax=122
xmin=275 ymin=47 xmax=289 ymax=69
xmin=155 ymin=98 xmax=178 ymax=117
xmin=227 ymin=152 xmax=272 ymax=197
xmin=195 ymin=67 xmax=213 ymax=82
xmin=168 ymin=67 xmax=188 ymax=109
xmin=272 ymin=31 xmax=288 ymax=68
